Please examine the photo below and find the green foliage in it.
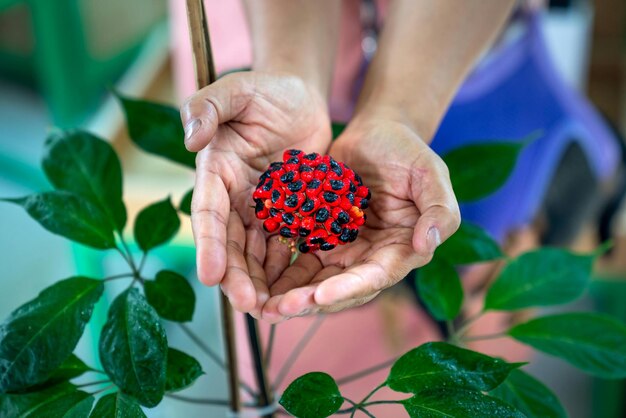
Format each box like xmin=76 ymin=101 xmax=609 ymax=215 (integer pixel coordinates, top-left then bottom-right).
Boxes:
xmin=42 ymin=131 xmax=127 ymax=231
xmin=134 ymin=197 xmax=180 ymax=252
xmin=2 ymin=193 xmax=116 ymax=249
xmin=443 ymin=141 xmax=524 ymax=202
xmin=179 ymin=188 xmax=193 ymax=216
xmin=165 ymin=348 xmax=204 ymax=392
xmin=436 ymin=221 xmax=503 ymax=264
xmin=0 ymin=278 xmax=103 ymax=393
xmin=416 ymin=259 xmax=463 ymax=320
xmin=279 ymin=372 xmax=343 ymax=418
xmin=386 ymin=342 xmax=522 ymax=394
xmin=0 ymin=383 xmax=93 ymax=418
xmin=145 ymin=271 xmax=196 ymax=322
xmin=508 ymin=313 xmax=626 ymax=379
xmin=485 ymin=248 xmax=594 ymax=311
xmin=118 ymin=95 xmax=195 ymax=168
xmin=89 ymin=392 xmax=146 ymax=418
xmin=490 ymin=369 xmax=567 ymax=418
xmin=18 ymin=355 xmax=92 ymax=394
xmin=99 ymin=289 xmax=167 ymax=407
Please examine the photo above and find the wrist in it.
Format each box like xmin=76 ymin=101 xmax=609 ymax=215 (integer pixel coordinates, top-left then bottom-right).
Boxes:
xmin=253 ymin=59 xmax=331 ymax=102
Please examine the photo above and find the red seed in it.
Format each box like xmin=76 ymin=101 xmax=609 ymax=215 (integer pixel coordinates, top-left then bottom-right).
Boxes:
xmin=263 ymin=218 xmax=280 ymax=233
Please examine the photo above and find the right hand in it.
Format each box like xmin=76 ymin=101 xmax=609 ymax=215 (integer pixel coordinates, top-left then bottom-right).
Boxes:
xmin=180 ymin=72 xmax=332 ymax=317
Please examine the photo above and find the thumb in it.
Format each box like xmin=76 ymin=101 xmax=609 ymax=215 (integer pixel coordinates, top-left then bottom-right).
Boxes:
xmin=180 ymin=73 xmax=255 ymax=152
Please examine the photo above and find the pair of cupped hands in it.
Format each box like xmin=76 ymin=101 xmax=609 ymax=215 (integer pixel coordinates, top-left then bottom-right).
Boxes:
xmin=180 ymin=72 xmax=460 ymax=323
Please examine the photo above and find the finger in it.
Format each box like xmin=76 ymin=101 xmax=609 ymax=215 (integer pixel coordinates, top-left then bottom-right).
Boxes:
xmin=314 ymin=244 xmax=419 ymax=306
xmin=180 ymin=73 xmax=255 ymax=152
xmin=261 ymin=295 xmax=286 ymax=324
xmin=276 ymin=265 xmax=341 ymax=316
xmin=192 ymin=154 xmax=230 ymax=286
xmin=221 ymin=211 xmax=256 ymax=313
xmin=409 ymin=159 xmax=461 ymax=257
xmin=269 ymin=253 xmax=322 ymax=296
xmin=264 ymin=236 xmax=293 ymax=287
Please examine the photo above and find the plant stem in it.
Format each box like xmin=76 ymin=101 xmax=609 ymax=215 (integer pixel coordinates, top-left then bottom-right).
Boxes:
xmin=90 ymin=384 xmax=115 ymax=396
xmin=362 ymin=400 xmax=402 ymax=407
xmin=273 ymin=315 xmax=325 ymax=389
xmin=360 ymin=382 xmax=385 ymax=406
xmin=446 ymin=320 xmax=456 ymax=343
xmin=165 ymin=393 xmax=230 ymax=406
xmin=75 ymin=379 xmax=111 ymax=388
xmin=340 ymin=398 xmax=377 ymax=418
xmin=462 ymin=332 xmax=506 ymax=342
xmin=265 ymin=324 xmax=277 ymax=369
xmin=103 ymin=273 xmax=134 ymax=282
xmin=336 ymin=358 xmax=396 ymax=386
xmin=138 ymin=252 xmax=147 ymax=273
xmin=455 ymin=310 xmax=485 ymax=338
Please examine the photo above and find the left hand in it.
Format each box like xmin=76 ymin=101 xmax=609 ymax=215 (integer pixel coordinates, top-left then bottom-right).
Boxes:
xmin=261 ymin=117 xmax=461 ymax=322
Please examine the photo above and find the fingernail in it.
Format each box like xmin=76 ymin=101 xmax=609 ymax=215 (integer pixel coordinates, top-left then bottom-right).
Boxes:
xmin=427 ymin=227 xmax=441 ymax=253
xmin=184 ymin=119 xmax=202 ymax=144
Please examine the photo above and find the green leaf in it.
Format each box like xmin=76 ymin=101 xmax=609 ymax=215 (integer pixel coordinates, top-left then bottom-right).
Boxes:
xmin=484 ymin=248 xmax=594 ymax=311
xmin=165 ymin=348 xmax=203 ymax=392
xmin=134 ymin=197 xmax=180 ymax=252
xmin=386 ymin=342 xmax=522 ymax=394
xmin=2 ymin=192 xmax=117 ymax=249
xmin=403 ymin=388 xmax=525 ymax=418
xmin=117 ymin=95 xmax=195 ymax=168
xmin=0 ymin=277 xmax=104 ymax=393
xmin=279 ymin=372 xmax=343 ymax=418
xmin=42 ymin=131 xmax=127 ymax=231
xmin=490 ymin=369 xmax=567 ymax=418
xmin=417 ymin=258 xmax=463 ymax=320
xmin=443 ymin=142 xmax=524 ymax=202
xmin=508 ymin=313 xmax=626 ymax=378
xmin=0 ymin=383 xmax=92 ymax=417
xmin=18 ymin=354 xmax=92 ymax=393
xmin=179 ymin=188 xmax=193 ymax=216
xmin=145 ymin=270 xmax=195 ymax=322
xmin=99 ymin=288 xmax=167 ymax=407
xmin=89 ymin=392 xmax=146 ymax=418
xmin=437 ymin=221 xmax=503 ymax=264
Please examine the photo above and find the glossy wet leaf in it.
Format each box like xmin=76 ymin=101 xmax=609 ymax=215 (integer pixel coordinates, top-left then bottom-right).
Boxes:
xmin=89 ymin=392 xmax=146 ymax=418
xmin=165 ymin=348 xmax=203 ymax=392
xmin=490 ymin=369 xmax=566 ymax=418
xmin=0 ymin=277 xmax=104 ymax=392
xmin=134 ymin=197 xmax=180 ymax=252
xmin=387 ymin=342 xmax=522 ymax=394
xmin=2 ymin=192 xmax=116 ymax=249
xmin=145 ymin=270 xmax=195 ymax=322
xmin=99 ymin=288 xmax=167 ymax=407
xmin=443 ymin=142 xmax=524 ymax=202
xmin=403 ymin=388 xmax=525 ymax=418
xmin=279 ymin=372 xmax=343 ymax=418
xmin=508 ymin=313 xmax=626 ymax=378
xmin=417 ymin=258 xmax=463 ymax=320
xmin=18 ymin=354 xmax=92 ymax=393
xmin=485 ymin=248 xmax=594 ymax=311
xmin=42 ymin=131 xmax=127 ymax=231
xmin=179 ymin=188 xmax=193 ymax=216
xmin=437 ymin=221 xmax=503 ymax=264
xmin=0 ymin=383 xmax=92 ymax=417
xmin=118 ymin=95 xmax=195 ymax=168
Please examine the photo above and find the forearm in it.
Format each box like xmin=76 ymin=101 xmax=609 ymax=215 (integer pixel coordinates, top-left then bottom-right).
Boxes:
xmin=243 ymin=0 xmax=341 ymax=99
xmin=354 ymin=0 xmax=515 ymax=141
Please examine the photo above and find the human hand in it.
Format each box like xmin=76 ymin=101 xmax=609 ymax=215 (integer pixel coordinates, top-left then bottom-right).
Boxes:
xmin=261 ymin=117 xmax=460 ymax=321
xmin=180 ymin=72 xmax=331 ymax=316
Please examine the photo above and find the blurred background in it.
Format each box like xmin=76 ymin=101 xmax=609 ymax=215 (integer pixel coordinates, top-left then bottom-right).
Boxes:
xmin=0 ymin=0 xmax=626 ymax=417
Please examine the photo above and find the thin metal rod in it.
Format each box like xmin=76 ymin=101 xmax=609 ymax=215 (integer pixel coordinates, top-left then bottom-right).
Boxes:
xmin=265 ymin=324 xmax=277 ymax=368
xmin=246 ymin=315 xmax=274 ymax=418
xmin=185 ymin=0 xmax=239 ymax=412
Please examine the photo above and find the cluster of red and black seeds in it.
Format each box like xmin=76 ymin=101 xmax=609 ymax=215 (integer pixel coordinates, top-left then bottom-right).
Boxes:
xmin=253 ymin=149 xmax=370 ymax=253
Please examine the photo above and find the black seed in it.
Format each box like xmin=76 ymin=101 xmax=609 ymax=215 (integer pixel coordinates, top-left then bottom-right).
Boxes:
xmin=307 ymin=179 xmax=321 ymax=190
xmin=366 ymin=190 xmax=372 ymax=199
xmin=255 ymin=200 xmax=265 ymax=213
xmin=355 ymin=174 xmax=363 ymax=185
xmin=280 ymin=227 xmax=295 ymax=238
xmin=349 ymin=229 xmax=359 ymax=242
xmin=331 ymin=166 xmax=343 ymax=177
xmin=330 ymin=179 xmax=344 ymax=191
xmin=359 ymin=198 xmax=369 ymax=209
xmin=339 ymin=228 xmax=351 ymax=242
xmin=263 ymin=178 xmax=274 ymax=191
xmin=330 ymin=221 xmax=342 ymax=234
xmin=286 ymin=157 xmax=300 ymax=165
xmin=301 ymin=199 xmax=315 ymax=213
xmin=280 ymin=171 xmax=295 ymax=183
xmin=269 ymin=208 xmax=279 ymax=217
xmin=282 ymin=212 xmax=295 ymax=225
xmin=299 ymin=228 xmax=311 ymax=237
xmin=310 ymin=236 xmax=323 ymax=244
xmin=320 ymin=242 xmax=335 ymax=251
xmin=315 ymin=208 xmax=330 ymax=223
xmin=345 ymin=193 xmax=355 ymax=204
xmin=287 ymin=180 xmax=304 ymax=192
xmin=304 ymin=153 xmax=318 ymax=160
xmin=299 ymin=165 xmax=313 ymax=173
xmin=317 ymin=163 xmax=328 ymax=173
xmin=269 ymin=162 xmax=283 ymax=172
xmin=323 ymin=191 xmax=339 ymax=203
xmin=349 ymin=182 xmax=357 ymax=193
xmin=257 ymin=171 xmax=270 ymax=188
xmin=284 ymin=194 xmax=299 ymax=208
xmin=337 ymin=211 xmax=350 ymax=224
xmin=287 ymin=149 xmax=301 ymax=156
xmin=271 ymin=189 xmax=281 ymax=203
xmin=298 ymin=242 xmax=310 ymax=253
